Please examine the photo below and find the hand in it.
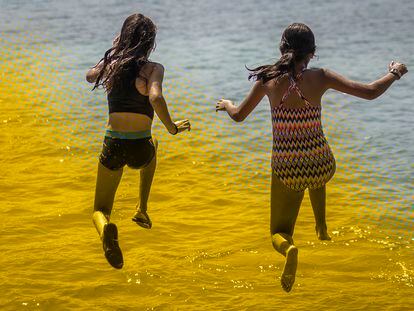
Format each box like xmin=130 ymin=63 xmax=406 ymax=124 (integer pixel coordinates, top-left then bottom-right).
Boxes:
xmin=216 ymin=99 xmax=233 ymax=112
xmin=388 ymin=61 xmax=408 ymax=78
xmin=172 ymin=119 xmax=191 ymax=134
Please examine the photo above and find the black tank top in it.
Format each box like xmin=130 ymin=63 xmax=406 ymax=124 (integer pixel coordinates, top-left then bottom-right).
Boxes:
xmin=107 ymin=80 xmax=154 ymax=119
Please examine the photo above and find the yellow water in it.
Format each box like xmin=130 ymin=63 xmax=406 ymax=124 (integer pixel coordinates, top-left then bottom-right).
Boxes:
xmin=1 ymin=37 xmax=413 ymax=311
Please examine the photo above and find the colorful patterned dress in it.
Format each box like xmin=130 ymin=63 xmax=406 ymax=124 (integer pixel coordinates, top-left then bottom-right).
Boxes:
xmin=271 ymin=72 xmax=336 ymax=191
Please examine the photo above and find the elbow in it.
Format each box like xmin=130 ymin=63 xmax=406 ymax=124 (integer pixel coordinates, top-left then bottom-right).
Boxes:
xmin=363 ymin=86 xmax=380 ymax=100
xmin=86 ymin=72 xmax=96 ymax=84
xmin=365 ymin=91 xmax=378 ymax=100
xmin=149 ymin=93 xmax=163 ymax=105
xmin=232 ymin=112 xmax=245 ymax=122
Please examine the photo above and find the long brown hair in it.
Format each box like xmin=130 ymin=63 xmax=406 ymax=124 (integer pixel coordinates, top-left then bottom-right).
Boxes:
xmin=93 ymin=13 xmax=157 ymax=91
xmin=248 ymin=23 xmax=316 ymax=83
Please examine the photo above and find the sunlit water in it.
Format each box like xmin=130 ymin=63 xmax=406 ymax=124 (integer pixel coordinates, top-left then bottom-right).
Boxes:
xmin=1 ymin=0 xmax=413 ymax=310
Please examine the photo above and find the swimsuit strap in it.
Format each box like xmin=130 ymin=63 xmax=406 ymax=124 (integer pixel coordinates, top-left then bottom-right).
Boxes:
xmin=279 ymin=77 xmax=297 ymax=105
xmin=279 ymin=69 xmax=312 ymax=107
xmin=291 ymin=74 xmax=313 ymax=106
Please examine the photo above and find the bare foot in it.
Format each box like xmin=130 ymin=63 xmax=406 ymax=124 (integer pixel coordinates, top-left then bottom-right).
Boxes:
xmin=281 ymin=245 xmax=298 ymax=292
xmin=102 ymin=223 xmax=123 ymax=269
xmin=316 ymin=226 xmax=331 ymax=240
xmin=132 ymin=208 xmax=152 ymax=229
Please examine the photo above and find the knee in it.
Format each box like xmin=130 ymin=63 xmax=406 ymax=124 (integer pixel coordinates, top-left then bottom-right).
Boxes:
xmin=93 ymin=204 xmax=110 ymax=217
xmin=93 ymin=210 xmax=109 ymax=221
xmin=270 ymin=222 xmax=294 ymax=237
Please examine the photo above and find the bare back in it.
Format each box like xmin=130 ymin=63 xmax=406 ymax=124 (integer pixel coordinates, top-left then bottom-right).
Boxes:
xmin=108 ymin=62 xmax=157 ymax=132
xmin=264 ymin=69 xmax=327 ymax=109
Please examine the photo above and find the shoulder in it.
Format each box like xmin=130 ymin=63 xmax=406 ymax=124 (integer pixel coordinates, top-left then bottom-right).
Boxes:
xmin=314 ymin=68 xmax=342 ymax=82
xmin=262 ymin=74 xmax=289 ymax=92
xmin=303 ymin=68 xmax=331 ymax=89
xmin=304 ymin=67 xmax=326 ymax=79
xmin=316 ymin=68 xmax=348 ymax=87
xmin=138 ymin=62 xmax=165 ymax=86
xmin=143 ymin=62 xmax=164 ymax=75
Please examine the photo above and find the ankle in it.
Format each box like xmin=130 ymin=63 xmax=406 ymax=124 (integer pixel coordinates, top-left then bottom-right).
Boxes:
xmin=136 ymin=205 xmax=147 ymax=213
xmin=315 ymin=224 xmax=328 ymax=231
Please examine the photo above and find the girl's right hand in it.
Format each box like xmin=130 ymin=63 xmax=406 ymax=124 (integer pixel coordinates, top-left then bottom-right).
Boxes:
xmin=216 ymin=99 xmax=233 ymax=111
xmin=172 ymin=119 xmax=191 ymax=134
xmin=388 ymin=61 xmax=408 ymax=78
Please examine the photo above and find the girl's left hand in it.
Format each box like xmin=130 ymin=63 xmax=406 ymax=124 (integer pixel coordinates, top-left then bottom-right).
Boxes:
xmin=174 ymin=119 xmax=191 ymax=133
xmin=216 ymin=99 xmax=233 ymax=112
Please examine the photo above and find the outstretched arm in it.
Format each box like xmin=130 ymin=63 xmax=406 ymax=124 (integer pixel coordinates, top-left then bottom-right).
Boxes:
xmin=323 ymin=61 xmax=407 ymax=100
xmin=216 ymin=81 xmax=266 ymax=122
xmin=147 ymin=63 xmax=190 ymax=134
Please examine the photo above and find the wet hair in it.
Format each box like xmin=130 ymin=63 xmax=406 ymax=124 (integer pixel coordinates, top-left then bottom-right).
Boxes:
xmin=93 ymin=13 xmax=157 ymax=92
xmin=248 ymin=23 xmax=316 ymax=83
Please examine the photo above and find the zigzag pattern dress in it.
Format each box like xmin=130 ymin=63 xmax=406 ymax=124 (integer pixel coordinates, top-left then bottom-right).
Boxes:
xmin=271 ymin=72 xmax=336 ymax=191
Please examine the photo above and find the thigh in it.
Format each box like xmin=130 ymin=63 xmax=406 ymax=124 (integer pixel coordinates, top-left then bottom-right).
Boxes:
xmin=270 ymin=171 xmax=305 ymax=235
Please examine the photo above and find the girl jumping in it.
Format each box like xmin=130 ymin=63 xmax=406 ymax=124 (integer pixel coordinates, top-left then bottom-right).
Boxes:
xmin=86 ymin=13 xmax=190 ymax=269
xmin=216 ymin=23 xmax=407 ymax=292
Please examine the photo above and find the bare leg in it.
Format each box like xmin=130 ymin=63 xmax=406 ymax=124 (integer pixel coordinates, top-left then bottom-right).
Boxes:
xmin=270 ymin=172 xmax=304 ymax=292
xmin=138 ymin=138 xmax=158 ymax=211
xmin=309 ymin=185 xmax=331 ymax=240
xmin=132 ymin=138 xmax=158 ymax=229
xmin=92 ymin=162 xmax=124 ymax=269
xmin=93 ymin=162 xmax=123 ymax=238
